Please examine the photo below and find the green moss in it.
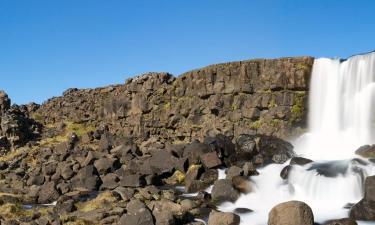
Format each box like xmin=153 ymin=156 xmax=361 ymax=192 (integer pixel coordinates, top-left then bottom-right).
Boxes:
xmin=290 ymin=93 xmax=305 ymax=122
xmin=249 ymin=118 xmax=263 ymax=129
xmin=164 ymin=102 xmax=171 ymax=110
xmin=270 ymin=119 xmax=283 ymax=128
xmin=296 ymin=63 xmax=309 ymax=71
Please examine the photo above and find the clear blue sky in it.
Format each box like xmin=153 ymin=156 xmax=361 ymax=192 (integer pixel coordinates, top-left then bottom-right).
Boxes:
xmin=1 ymin=0 xmax=375 ymax=104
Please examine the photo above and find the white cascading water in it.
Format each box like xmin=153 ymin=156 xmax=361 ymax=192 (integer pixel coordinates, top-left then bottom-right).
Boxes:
xmin=219 ymin=52 xmax=375 ymax=225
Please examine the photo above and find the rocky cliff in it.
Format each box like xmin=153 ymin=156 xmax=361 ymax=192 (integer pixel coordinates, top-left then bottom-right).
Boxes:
xmin=33 ymin=56 xmax=313 ymax=146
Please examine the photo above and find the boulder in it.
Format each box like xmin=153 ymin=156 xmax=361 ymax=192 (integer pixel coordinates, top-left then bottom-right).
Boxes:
xmin=323 ymin=218 xmax=357 ymax=225
xmin=71 ymin=165 xmax=101 ymax=191
xmin=120 ymin=174 xmax=145 ymax=188
xmin=38 ymin=182 xmax=60 ymax=204
xmin=94 ymin=157 xmax=120 ymax=174
xmin=355 ymin=145 xmax=375 ymax=158
xmin=118 ymin=199 xmax=154 ymax=225
xmin=350 ymin=176 xmax=375 ymax=220
xmin=211 ymin=179 xmax=239 ymax=203
xmin=208 ymin=211 xmax=240 ymax=225
xmin=268 ymin=201 xmax=314 ymax=225
xmin=200 ymin=152 xmax=222 ymax=169
xmin=290 ymin=157 xmax=313 ymax=166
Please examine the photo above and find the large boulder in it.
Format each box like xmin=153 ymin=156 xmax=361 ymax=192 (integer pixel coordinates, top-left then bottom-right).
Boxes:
xmin=118 ymin=199 xmax=154 ymax=225
xmin=208 ymin=211 xmax=240 ymax=225
xmin=71 ymin=165 xmax=101 ymax=191
xmin=323 ymin=218 xmax=357 ymax=225
xmin=350 ymin=176 xmax=375 ymax=220
xmin=268 ymin=201 xmax=314 ymax=225
xmin=236 ymin=134 xmax=295 ymax=166
xmin=355 ymin=145 xmax=375 ymax=158
xmin=211 ymin=179 xmax=239 ymax=203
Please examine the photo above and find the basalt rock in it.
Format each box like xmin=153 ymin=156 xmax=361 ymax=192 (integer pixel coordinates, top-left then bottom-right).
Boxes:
xmin=35 ymin=57 xmax=313 ymax=145
xmin=350 ymin=175 xmax=375 ymax=220
xmin=268 ymin=201 xmax=314 ymax=225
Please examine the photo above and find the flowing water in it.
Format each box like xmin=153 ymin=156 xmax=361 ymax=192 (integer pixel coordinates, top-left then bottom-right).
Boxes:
xmin=219 ymin=52 xmax=375 ymax=224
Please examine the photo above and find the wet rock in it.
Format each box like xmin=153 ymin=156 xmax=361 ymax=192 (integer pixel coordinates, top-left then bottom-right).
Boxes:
xmin=280 ymin=165 xmax=292 ymax=180
xmin=234 ymin=208 xmax=253 ymax=214
xmin=236 ymin=134 xmax=257 ymax=159
xmin=350 ymin=176 xmax=375 ymax=220
xmin=323 ymin=218 xmax=357 ymax=225
xmin=208 ymin=211 xmax=240 ymax=225
xmin=290 ymin=157 xmax=313 ymax=166
xmin=355 ymin=145 xmax=375 ymax=158
xmin=226 ymin=166 xmax=243 ymax=180
xmin=242 ymin=162 xmax=258 ymax=176
xmin=268 ymin=201 xmax=314 ymax=225
xmin=232 ymin=176 xmax=252 ymax=194
xmin=211 ymin=179 xmax=239 ymax=203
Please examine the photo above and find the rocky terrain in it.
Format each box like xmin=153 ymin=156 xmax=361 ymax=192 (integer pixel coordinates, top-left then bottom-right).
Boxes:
xmin=0 ymin=56 xmax=373 ymax=225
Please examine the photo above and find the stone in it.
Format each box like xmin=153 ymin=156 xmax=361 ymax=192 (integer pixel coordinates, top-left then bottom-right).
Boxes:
xmin=94 ymin=157 xmax=120 ymax=174
xmin=118 ymin=199 xmax=154 ymax=225
xmin=290 ymin=157 xmax=313 ymax=166
xmin=323 ymin=218 xmax=357 ymax=225
xmin=226 ymin=166 xmax=243 ymax=180
xmin=232 ymin=176 xmax=252 ymax=194
xmin=200 ymin=152 xmax=222 ymax=169
xmin=211 ymin=179 xmax=239 ymax=203
xmin=208 ymin=211 xmax=240 ymax=225
xmin=280 ymin=165 xmax=292 ymax=180
xmin=38 ymin=182 xmax=60 ymax=204
xmin=100 ymin=173 xmax=119 ymax=190
xmin=71 ymin=165 xmax=101 ymax=191
xmin=355 ymin=145 xmax=375 ymax=158
xmin=120 ymin=174 xmax=145 ymax=187
xmin=268 ymin=201 xmax=314 ymax=225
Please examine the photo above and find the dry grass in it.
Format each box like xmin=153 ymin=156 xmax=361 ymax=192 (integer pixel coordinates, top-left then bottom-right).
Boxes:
xmin=75 ymin=191 xmax=117 ymax=213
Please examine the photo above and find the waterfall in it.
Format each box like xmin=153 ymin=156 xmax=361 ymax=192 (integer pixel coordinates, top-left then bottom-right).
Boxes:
xmin=219 ymin=52 xmax=375 ymax=224
xmin=297 ymin=52 xmax=375 ymax=160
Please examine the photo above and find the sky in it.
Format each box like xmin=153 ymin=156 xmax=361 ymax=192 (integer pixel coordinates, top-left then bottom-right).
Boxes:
xmin=1 ymin=0 xmax=375 ymax=104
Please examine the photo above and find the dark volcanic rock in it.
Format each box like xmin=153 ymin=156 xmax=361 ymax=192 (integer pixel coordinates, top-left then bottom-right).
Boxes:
xmin=323 ymin=218 xmax=358 ymax=225
xmin=38 ymin=182 xmax=60 ymax=204
xmin=355 ymin=145 xmax=375 ymax=158
xmin=211 ymin=179 xmax=239 ymax=203
xmin=208 ymin=211 xmax=240 ymax=225
xmin=71 ymin=165 xmax=101 ymax=191
xmin=290 ymin=157 xmax=313 ymax=166
xmin=350 ymin=175 xmax=375 ymax=220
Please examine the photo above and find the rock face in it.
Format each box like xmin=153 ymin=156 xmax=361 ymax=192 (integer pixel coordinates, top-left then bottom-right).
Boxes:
xmin=350 ymin=175 xmax=375 ymax=220
xmin=268 ymin=201 xmax=314 ymax=225
xmin=35 ymin=57 xmax=313 ymax=144
xmin=0 ymin=92 xmax=41 ymax=153
xmin=0 ymin=56 xmax=314 ymax=225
